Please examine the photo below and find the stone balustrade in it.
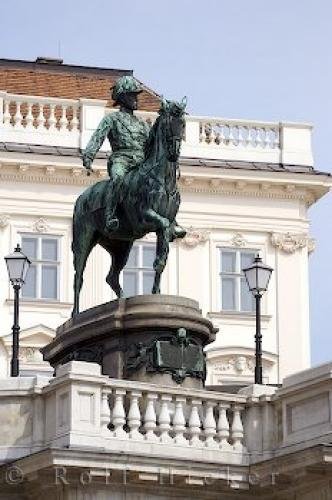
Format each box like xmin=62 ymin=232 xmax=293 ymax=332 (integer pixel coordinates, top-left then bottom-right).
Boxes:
xmin=0 ymin=91 xmax=313 ymax=166
xmin=1 ymin=361 xmax=332 ymax=498
xmin=102 ymin=378 xmax=246 ymax=453
xmin=2 ymin=359 xmax=332 ymax=470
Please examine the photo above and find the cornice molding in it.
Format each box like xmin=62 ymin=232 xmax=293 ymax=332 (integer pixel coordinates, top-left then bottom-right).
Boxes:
xmin=0 ymin=162 xmax=316 ymax=204
xmin=271 ymin=232 xmax=315 ymax=254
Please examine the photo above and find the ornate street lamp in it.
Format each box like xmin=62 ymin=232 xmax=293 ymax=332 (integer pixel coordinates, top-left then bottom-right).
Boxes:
xmin=243 ymin=255 xmax=273 ymax=384
xmin=4 ymin=244 xmax=31 ymax=377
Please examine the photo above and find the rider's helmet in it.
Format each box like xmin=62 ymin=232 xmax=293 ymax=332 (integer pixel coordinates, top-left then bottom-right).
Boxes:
xmin=111 ymin=76 xmax=143 ymax=103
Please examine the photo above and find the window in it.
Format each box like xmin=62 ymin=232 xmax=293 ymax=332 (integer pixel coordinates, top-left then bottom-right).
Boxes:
xmin=123 ymin=244 xmax=155 ymax=297
xmin=21 ymin=235 xmax=60 ymax=300
xmin=219 ymin=248 xmax=256 ymax=312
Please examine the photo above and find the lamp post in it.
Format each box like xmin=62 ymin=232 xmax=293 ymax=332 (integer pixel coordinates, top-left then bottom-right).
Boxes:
xmin=243 ymin=255 xmax=273 ymax=384
xmin=4 ymin=244 xmax=31 ymax=377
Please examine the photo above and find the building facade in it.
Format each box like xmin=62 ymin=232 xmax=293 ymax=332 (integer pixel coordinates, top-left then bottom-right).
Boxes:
xmin=0 ymin=57 xmax=330 ymax=387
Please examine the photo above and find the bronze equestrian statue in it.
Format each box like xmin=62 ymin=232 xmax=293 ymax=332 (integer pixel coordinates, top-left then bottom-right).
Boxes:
xmin=72 ymin=76 xmax=187 ymax=316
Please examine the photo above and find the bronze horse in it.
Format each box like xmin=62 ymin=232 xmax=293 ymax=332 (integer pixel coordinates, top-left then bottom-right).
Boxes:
xmin=71 ymin=99 xmax=187 ymax=316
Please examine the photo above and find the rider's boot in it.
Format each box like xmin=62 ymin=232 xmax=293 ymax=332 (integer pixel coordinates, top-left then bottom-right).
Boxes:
xmin=105 ymin=184 xmax=120 ymax=232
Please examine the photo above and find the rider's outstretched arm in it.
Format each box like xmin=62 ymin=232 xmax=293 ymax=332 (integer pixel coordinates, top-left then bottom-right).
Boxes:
xmin=82 ymin=115 xmax=113 ymax=172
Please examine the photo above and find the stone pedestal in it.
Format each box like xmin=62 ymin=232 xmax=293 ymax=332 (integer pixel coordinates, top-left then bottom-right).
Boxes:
xmin=42 ymin=295 xmax=216 ymax=388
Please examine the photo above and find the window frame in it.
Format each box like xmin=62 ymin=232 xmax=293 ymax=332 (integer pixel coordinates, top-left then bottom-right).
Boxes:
xmin=122 ymin=242 xmax=155 ymax=297
xmin=20 ymin=234 xmax=61 ymax=302
xmin=218 ymin=247 xmax=257 ymax=313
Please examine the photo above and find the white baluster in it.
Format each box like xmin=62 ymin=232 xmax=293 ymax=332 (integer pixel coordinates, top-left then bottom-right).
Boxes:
xmin=71 ymin=105 xmax=79 ymax=130
xmin=188 ymin=399 xmax=202 ymax=447
xmin=144 ymin=393 xmax=158 ymax=442
xmin=128 ymin=391 xmax=143 ymax=441
xmin=48 ymin=104 xmax=57 ymax=130
xmin=209 ymin=123 xmax=216 ymax=145
xmin=100 ymin=390 xmax=111 ymax=434
xmin=217 ymin=403 xmax=231 ymax=450
xmin=249 ymin=127 xmax=257 ymax=147
xmin=14 ymin=101 xmax=22 ymax=128
xmin=112 ymin=389 xmax=126 ymax=438
xmin=203 ymin=401 xmax=217 ymax=448
xmin=25 ymin=102 xmax=34 ymax=129
xmin=199 ymin=121 xmax=206 ymax=143
xmin=272 ymin=127 xmax=280 ymax=149
xmin=238 ymin=125 xmax=246 ymax=147
xmin=256 ymin=127 xmax=264 ymax=148
xmin=240 ymin=125 xmax=248 ymax=147
xmin=231 ymin=405 xmax=246 ymax=451
xmin=173 ymin=396 xmax=187 ymax=445
xmin=3 ymin=99 xmax=11 ymax=126
xmin=229 ymin=125 xmax=238 ymax=146
xmin=159 ymin=394 xmax=172 ymax=443
xmin=59 ymin=105 xmax=68 ymax=131
xmin=36 ymin=104 xmax=45 ymax=129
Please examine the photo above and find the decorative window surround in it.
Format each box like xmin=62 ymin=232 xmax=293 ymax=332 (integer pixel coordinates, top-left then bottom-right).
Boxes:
xmin=180 ymin=227 xmax=210 ymax=248
xmin=0 ymin=214 xmax=10 ymax=228
xmin=271 ymin=232 xmax=315 ymax=254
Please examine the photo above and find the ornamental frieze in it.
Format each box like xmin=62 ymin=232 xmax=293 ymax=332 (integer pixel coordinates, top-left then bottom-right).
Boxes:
xmin=271 ymin=232 xmax=315 ymax=254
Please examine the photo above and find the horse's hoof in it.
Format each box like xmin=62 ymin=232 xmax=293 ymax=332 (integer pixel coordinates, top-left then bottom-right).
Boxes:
xmin=172 ymin=225 xmax=186 ymax=239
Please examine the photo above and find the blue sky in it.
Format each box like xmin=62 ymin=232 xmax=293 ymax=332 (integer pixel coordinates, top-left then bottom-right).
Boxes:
xmin=1 ymin=0 xmax=331 ymax=364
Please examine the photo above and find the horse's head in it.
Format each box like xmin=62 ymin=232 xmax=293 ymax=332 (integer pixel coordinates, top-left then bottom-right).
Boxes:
xmin=159 ymin=97 xmax=187 ymax=162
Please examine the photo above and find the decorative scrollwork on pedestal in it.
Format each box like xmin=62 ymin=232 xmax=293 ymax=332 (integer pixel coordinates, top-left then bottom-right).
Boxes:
xmin=125 ymin=328 xmax=205 ymax=383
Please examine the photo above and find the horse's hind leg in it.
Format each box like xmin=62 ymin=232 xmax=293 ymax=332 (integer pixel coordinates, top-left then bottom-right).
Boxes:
xmin=72 ymin=226 xmax=96 ymax=317
xmin=104 ymin=240 xmax=133 ymax=298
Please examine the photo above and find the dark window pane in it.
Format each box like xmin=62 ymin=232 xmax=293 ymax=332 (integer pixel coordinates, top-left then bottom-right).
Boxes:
xmin=22 ymin=237 xmax=37 ymax=260
xmin=42 ymin=239 xmax=58 ymax=261
xmin=143 ymin=272 xmax=154 ymax=294
xmin=126 ymin=247 xmax=138 ymax=268
xmin=143 ymin=246 xmax=155 ymax=268
xmin=22 ymin=265 xmax=37 ymax=298
xmin=123 ymin=271 xmax=137 ymax=297
xmin=221 ymin=277 xmax=236 ymax=310
xmin=42 ymin=265 xmax=58 ymax=299
xmin=241 ymin=252 xmax=255 ymax=274
xmin=241 ymin=278 xmax=254 ymax=311
xmin=221 ymin=251 xmax=236 ymax=273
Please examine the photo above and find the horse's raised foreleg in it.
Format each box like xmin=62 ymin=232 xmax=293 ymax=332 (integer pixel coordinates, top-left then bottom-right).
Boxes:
xmin=152 ymin=227 xmax=170 ymax=294
xmin=104 ymin=240 xmax=133 ymax=298
xmin=144 ymin=208 xmax=170 ymax=231
xmin=72 ymin=224 xmax=96 ymax=317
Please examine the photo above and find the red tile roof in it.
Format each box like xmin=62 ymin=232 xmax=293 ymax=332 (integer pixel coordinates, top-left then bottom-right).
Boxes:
xmin=0 ymin=59 xmax=161 ymax=112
